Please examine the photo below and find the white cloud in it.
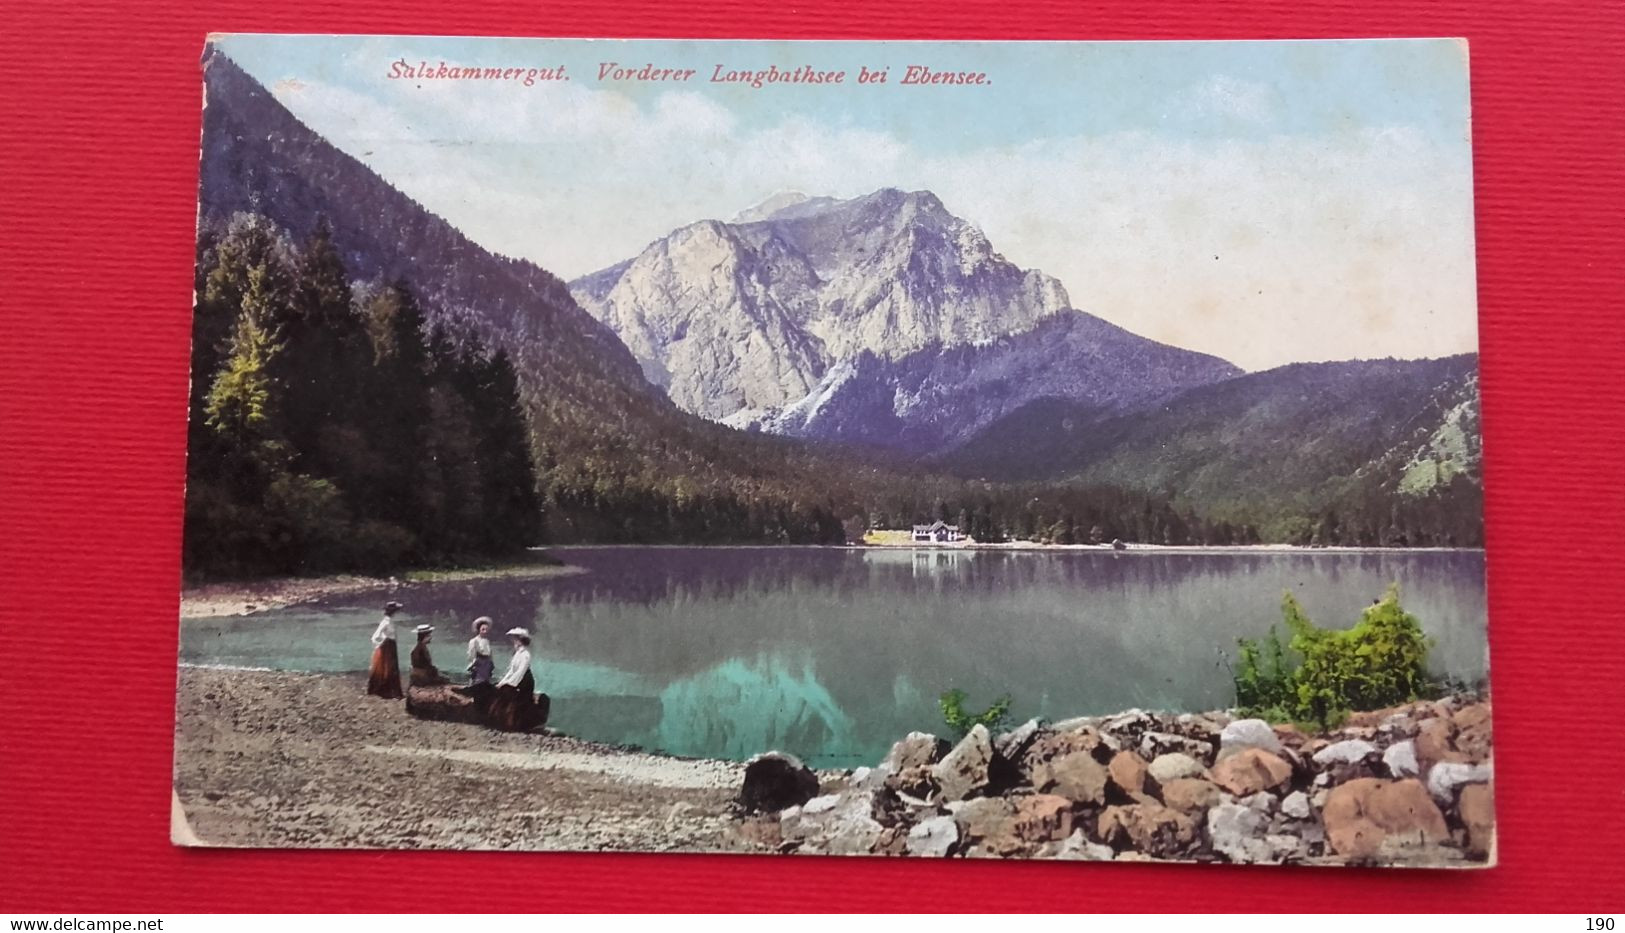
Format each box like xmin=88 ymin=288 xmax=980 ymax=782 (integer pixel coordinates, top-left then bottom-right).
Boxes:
xmin=268 ymin=77 xmax=1477 ymax=371
xmin=1177 ymin=75 xmax=1280 ymax=126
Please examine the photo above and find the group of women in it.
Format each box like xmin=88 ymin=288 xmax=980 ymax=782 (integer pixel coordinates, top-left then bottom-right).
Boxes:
xmin=365 ymin=601 xmax=543 ymax=730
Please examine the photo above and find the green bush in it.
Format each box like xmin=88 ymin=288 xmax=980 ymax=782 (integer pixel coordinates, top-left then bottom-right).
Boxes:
xmin=939 ymin=688 xmax=1012 ymax=739
xmin=1232 ymin=586 xmax=1436 ymax=729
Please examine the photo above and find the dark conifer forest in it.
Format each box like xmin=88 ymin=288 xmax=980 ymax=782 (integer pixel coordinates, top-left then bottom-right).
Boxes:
xmin=185 ymin=215 xmax=539 ymax=577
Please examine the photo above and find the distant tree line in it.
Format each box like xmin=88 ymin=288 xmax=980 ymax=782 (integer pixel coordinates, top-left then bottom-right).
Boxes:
xmin=185 ymin=213 xmax=539 ymax=578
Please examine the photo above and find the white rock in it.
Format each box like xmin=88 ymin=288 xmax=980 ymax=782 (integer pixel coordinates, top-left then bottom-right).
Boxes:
xmin=1218 ymin=719 xmax=1283 ymax=756
xmin=850 ymin=767 xmax=871 ymax=785
xmin=904 ymin=816 xmax=959 ymax=857
xmin=1427 ymin=761 xmax=1493 ymax=804
xmin=1383 ymin=740 xmax=1420 ymax=778
xmin=1045 ymin=829 xmax=1115 ymax=861
xmin=1207 ymin=802 xmax=1272 ymax=862
xmin=1148 ymin=752 xmax=1205 ymax=783
xmin=1239 ymin=792 xmax=1275 ymax=814
xmin=801 ymin=794 xmax=841 ymax=815
xmin=931 ymin=724 xmax=995 ymax=801
xmin=1281 ymin=791 xmax=1312 ymax=820
xmin=1312 ymin=739 xmax=1378 ymax=767
xmin=1264 ymin=833 xmax=1303 ymax=859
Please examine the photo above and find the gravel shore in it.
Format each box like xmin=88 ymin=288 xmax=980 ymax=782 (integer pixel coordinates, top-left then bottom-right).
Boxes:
xmin=174 ymin=667 xmax=1492 ymax=864
xmin=173 ymin=667 xmax=757 ymax=851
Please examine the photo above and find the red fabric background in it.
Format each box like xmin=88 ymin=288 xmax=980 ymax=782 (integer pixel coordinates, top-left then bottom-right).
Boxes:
xmin=2 ymin=0 xmax=1622 ymax=913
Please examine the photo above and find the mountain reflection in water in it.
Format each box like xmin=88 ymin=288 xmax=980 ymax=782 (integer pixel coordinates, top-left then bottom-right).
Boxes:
xmin=181 ymin=546 xmax=1488 ymax=767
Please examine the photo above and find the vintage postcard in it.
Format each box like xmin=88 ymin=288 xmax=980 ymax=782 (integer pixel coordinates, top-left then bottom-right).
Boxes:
xmin=174 ymin=35 xmax=1491 ymax=866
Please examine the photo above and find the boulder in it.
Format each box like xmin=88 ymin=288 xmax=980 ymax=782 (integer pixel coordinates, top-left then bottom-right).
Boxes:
xmin=1207 ymin=801 xmax=1286 ymax=863
xmin=1327 ymin=817 xmax=1385 ymax=860
xmin=1271 ymin=722 xmax=1312 ymax=753
xmin=867 ymin=785 xmax=911 ymax=828
xmin=1413 ymin=717 xmax=1456 ymax=768
xmin=735 ymin=814 xmax=783 ymax=850
xmin=952 ymin=796 xmax=1022 ymax=857
xmin=994 ymin=717 xmax=1046 ymax=762
xmin=931 ymin=725 xmax=995 ymax=801
xmin=884 ymin=764 xmax=939 ymax=801
xmin=1031 ymin=750 xmax=1109 ymax=805
xmin=1452 ymin=705 xmax=1493 ymax=762
xmin=1238 ymin=792 xmax=1275 ymax=814
xmin=1210 ymin=748 xmax=1293 ymax=796
xmin=1102 ymin=709 xmax=1157 ymax=745
xmin=1023 ymin=725 xmax=1114 ymax=773
xmin=1012 ymin=793 xmax=1076 ymax=843
xmin=739 ymin=751 xmax=819 ymax=813
xmin=871 ymin=825 xmax=910 ymax=857
xmin=1108 ymin=750 xmax=1152 ymax=797
xmin=1148 ymin=752 xmax=1205 ymax=784
xmin=1040 ymin=829 xmax=1116 ymax=861
xmin=1159 ymin=777 xmax=1221 ymax=814
xmin=1218 ymin=719 xmax=1283 ymax=757
xmin=1097 ymin=803 xmax=1198 ymax=859
xmin=1139 ymin=731 xmax=1213 ymax=762
xmin=1452 ymin=702 xmax=1491 ymax=731
xmin=1382 ymin=739 xmax=1421 ymax=778
xmin=792 ymin=792 xmax=884 ymax=856
xmin=904 ymin=815 xmax=959 ymax=857
xmin=1364 ymin=778 xmax=1449 ymax=846
xmin=801 ymin=794 xmax=840 ymax=815
xmin=1321 ymin=778 xmax=1389 ymax=859
xmin=1457 ymin=782 xmax=1495 ymax=858
xmin=1426 ymin=760 xmax=1492 ymax=805
xmin=1312 ymin=739 xmax=1378 ymax=767
xmin=883 ymin=732 xmax=948 ymax=773
xmin=1280 ymin=790 xmax=1312 ymax=820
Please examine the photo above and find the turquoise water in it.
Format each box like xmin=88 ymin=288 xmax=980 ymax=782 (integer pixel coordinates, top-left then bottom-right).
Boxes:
xmin=180 ymin=546 xmax=1489 ymax=768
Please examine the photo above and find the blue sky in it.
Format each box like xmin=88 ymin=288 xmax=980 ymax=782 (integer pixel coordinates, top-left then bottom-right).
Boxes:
xmin=210 ymin=35 xmax=1478 ymax=369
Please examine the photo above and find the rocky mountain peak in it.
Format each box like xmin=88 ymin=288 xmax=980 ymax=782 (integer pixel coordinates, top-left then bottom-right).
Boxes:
xmin=570 ymin=187 xmax=1155 ymax=429
xmin=732 ymin=191 xmax=814 ymax=223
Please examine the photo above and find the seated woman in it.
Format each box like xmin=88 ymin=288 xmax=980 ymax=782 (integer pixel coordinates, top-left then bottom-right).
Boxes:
xmin=489 ymin=627 xmax=549 ymax=732
xmin=366 ymin=601 xmax=405 ymax=699
xmin=408 ymin=624 xmax=450 ymax=687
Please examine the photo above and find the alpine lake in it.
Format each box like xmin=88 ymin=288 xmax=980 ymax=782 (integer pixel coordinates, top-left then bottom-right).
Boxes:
xmin=180 ymin=546 xmax=1489 ymax=769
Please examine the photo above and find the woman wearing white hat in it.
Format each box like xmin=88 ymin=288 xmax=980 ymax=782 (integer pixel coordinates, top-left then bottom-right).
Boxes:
xmin=465 ymin=617 xmax=495 ymax=688
xmin=409 ymin=624 xmax=449 ymax=687
xmin=366 ymin=601 xmax=405 ymax=699
xmin=490 ymin=628 xmax=544 ymax=731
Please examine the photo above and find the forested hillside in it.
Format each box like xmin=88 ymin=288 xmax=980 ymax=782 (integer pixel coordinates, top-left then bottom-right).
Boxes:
xmin=185 ymin=215 xmax=539 ymax=577
xmin=942 ymin=355 xmax=1484 ymax=545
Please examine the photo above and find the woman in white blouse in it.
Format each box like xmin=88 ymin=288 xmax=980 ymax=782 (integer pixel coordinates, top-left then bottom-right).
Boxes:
xmin=466 ymin=616 xmax=495 ymax=686
xmin=365 ymin=601 xmax=404 ymax=699
xmin=490 ymin=628 xmax=546 ymax=730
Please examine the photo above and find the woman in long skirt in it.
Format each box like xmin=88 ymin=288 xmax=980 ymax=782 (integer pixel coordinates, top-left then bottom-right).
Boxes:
xmin=366 ymin=601 xmax=405 ymax=699
xmin=490 ymin=628 xmax=545 ymax=731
